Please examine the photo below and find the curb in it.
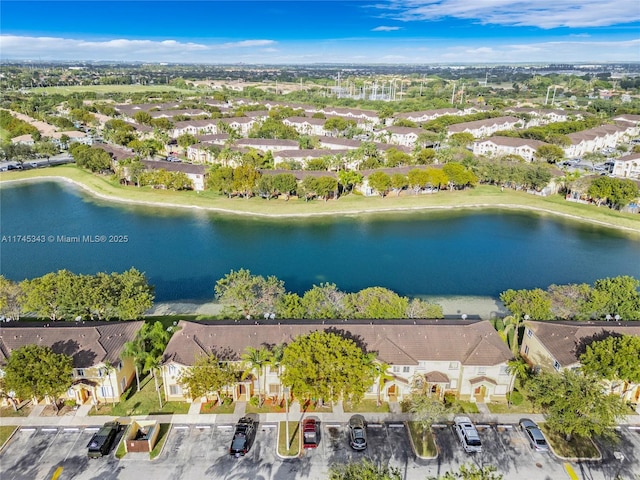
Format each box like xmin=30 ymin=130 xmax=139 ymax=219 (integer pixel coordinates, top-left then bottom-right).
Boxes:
xmin=405 ymin=422 xmax=438 ymax=460
xmin=275 ymin=421 xmax=299 ymax=459
xmin=0 ymin=426 xmax=20 ymax=453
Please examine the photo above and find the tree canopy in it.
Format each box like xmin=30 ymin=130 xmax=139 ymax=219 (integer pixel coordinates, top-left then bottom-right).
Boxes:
xmin=3 ymin=344 xmax=73 ymax=403
xmin=280 ymin=330 xmax=375 ymax=404
xmin=214 ymin=268 xmax=285 ymax=318
xmin=525 ymin=369 xmax=629 ymax=441
xmin=328 ymin=459 xmax=402 ymax=480
xmin=580 ymin=334 xmax=640 ymax=388
xmin=178 ymin=354 xmax=239 ymax=400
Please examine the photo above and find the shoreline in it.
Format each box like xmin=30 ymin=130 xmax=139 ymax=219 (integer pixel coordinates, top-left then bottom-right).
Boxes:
xmin=144 ymin=295 xmax=508 ymax=320
xmin=2 ymin=173 xmax=640 ymax=234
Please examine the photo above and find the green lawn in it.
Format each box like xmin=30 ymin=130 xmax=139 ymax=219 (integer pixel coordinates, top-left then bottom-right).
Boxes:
xmin=540 ymin=424 xmax=600 ymax=459
xmin=407 ymin=422 xmax=438 ymax=458
xmin=150 ymin=424 xmax=171 ymax=460
xmin=0 ymin=404 xmax=32 ymax=417
xmin=2 ymin=165 xmax=639 ymax=233
xmin=343 ymin=399 xmax=391 ymax=413
xmin=0 ymin=426 xmax=18 ymax=449
xmin=277 ymin=421 xmax=300 ymax=457
xmin=89 ymin=375 xmax=189 ymax=416
xmin=245 ymin=398 xmax=286 ymax=414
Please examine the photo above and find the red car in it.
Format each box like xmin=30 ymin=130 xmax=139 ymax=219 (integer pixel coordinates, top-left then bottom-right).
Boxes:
xmin=302 ymin=418 xmax=319 ymax=449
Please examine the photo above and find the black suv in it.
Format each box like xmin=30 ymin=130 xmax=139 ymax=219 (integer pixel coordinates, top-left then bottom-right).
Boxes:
xmin=230 ymin=417 xmax=255 ymax=457
xmin=87 ymin=421 xmax=121 ymax=458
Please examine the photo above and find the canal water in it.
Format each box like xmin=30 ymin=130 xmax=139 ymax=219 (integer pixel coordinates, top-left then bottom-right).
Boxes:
xmin=1 ymin=181 xmax=639 ymax=302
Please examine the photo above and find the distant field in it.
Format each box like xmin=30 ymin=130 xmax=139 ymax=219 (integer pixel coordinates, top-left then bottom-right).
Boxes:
xmin=30 ymin=85 xmax=193 ymax=94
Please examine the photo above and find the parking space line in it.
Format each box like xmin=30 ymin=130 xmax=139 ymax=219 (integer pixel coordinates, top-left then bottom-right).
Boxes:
xmin=20 ymin=428 xmax=36 ymax=432
xmin=173 ymin=425 xmax=189 ymax=430
xmin=63 ymin=429 xmax=83 ymax=462
xmin=388 ymin=424 xmax=404 ymax=428
xmin=195 ymin=425 xmax=211 ymax=429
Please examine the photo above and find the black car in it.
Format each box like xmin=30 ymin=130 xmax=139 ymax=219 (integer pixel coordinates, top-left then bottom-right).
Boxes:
xmin=348 ymin=414 xmax=367 ymax=450
xmin=87 ymin=421 xmax=121 ymax=458
xmin=230 ymin=417 xmax=255 ymax=457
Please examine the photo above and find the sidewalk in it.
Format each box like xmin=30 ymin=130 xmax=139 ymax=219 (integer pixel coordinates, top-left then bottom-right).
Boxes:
xmin=2 ymin=405 xmax=639 ymax=429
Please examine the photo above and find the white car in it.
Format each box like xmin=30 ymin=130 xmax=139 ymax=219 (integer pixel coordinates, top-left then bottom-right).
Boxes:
xmin=453 ymin=416 xmax=482 ymax=453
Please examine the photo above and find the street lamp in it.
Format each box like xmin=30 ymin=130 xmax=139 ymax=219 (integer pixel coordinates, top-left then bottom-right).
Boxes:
xmin=283 ymin=387 xmax=290 ymax=451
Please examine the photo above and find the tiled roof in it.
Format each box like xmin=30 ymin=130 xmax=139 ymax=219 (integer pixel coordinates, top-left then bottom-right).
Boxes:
xmin=141 ymin=160 xmax=206 ymax=175
xmin=0 ymin=321 xmax=144 ymax=368
xmin=162 ymin=320 xmax=512 ymax=367
xmin=524 ymin=320 xmax=640 ymax=367
xmin=476 ymin=136 xmax=547 ymax=148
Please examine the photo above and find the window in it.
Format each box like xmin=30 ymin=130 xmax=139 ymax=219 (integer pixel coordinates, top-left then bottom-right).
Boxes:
xmin=402 ymin=366 xmax=410 ymax=373
xmin=75 ymin=369 xmax=85 ymax=378
xmin=99 ymin=386 xmax=114 ymax=398
xmin=168 ymin=365 xmax=178 ymax=376
xmin=268 ymin=384 xmax=279 ymax=395
xmin=392 ymin=366 xmax=400 ymax=373
xmin=169 ymin=385 xmax=182 ymax=396
xmin=120 ymin=377 xmax=126 ymax=392
xmin=476 ymin=367 xmax=486 ymax=375
xmin=524 ymin=345 xmax=529 ymax=355
xmin=553 ymin=360 xmax=561 ymax=371
xmin=526 ymin=329 xmax=533 ymax=338
xmin=499 ymin=366 xmax=509 ymax=376
xmin=448 ymin=362 xmax=459 ymax=370
xmin=418 ymin=361 xmax=427 ymax=368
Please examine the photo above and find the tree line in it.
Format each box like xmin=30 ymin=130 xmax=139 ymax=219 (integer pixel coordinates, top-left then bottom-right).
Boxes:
xmin=214 ymin=268 xmax=443 ymax=320
xmin=0 ymin=268 xmax=154 ymax=321
xmin=500 ymin=275 xmax=640 ymax=321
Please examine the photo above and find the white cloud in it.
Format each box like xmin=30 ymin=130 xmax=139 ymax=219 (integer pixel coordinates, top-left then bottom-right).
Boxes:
xmin=0 ymin=35 xmax=278 ymax=62
xmin=377 ymin=0 xmax=640 ymax=28
xmin=218 ymin=40 xmax=276 ymax=48
xmin=372 ymin=26 xmax=402 ymax=31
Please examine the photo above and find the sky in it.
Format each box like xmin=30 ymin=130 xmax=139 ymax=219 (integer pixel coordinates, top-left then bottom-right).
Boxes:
xmin=1 ymin=0 xmax=639 ymax=64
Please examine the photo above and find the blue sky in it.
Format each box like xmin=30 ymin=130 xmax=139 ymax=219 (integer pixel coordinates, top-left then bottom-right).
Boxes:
xmin=1 ymin=0 xmax=639 ymax=63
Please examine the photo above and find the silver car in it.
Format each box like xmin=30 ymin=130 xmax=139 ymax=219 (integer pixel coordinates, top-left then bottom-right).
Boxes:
xmin=520 ymin=418 xmax=549 ymax=452
xmin=348 ymin=414 xmax=367 ymax=450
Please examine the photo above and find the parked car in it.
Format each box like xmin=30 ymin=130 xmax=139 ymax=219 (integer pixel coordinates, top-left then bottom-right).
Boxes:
xmin=87 ymin=421 xmax=121 ymax=458
xmin=348 ymin=414 xmax=367 ymax=450
xmin=302 ymin=418 xmax=319 ymax=449
xmin=230 ymin=417 xmax=255 ymax=457
xmin=519 ymin=418 xmax=549 ymax=452
xmin=453 ymin=416 xmax=482 ymax=453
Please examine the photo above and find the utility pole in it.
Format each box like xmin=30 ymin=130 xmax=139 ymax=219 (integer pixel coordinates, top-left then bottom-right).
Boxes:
xmin=451 ymin=82 xmax=457 ymax=105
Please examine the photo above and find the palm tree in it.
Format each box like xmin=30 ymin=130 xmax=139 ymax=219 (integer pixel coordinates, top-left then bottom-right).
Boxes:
xmin=506 ymin=355 xmax=531 ymax=409
xmin=144 ymin=355 xmax=163 ymax=410
xmin=241 ymin=346 xmax=271 ymax=406
xmin=269 ymin=344 xmax=285 ymax=401
xmin=103 ymin=361 xmax=117 ymax=407
xmin=121 ymin=338 xmax=145 ymax=392
xmin=502 ymin=315 xmax=528 ymax=355
xmin=373 ymin=361 xmax=393 ymax=407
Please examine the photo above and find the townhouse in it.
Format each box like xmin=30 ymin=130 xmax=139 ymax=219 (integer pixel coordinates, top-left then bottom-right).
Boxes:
xmin=283 ymin=117 xmax=327 ymax=136
xmin=564 ymin=122 xmax=637 ymax=158
xmin=472 ymin=136 xmax=549 ymax=162
xmin=446 ymin=116 xmax=522 ymax=138
xmin=0 ymin=321 xmax=144 ymax=407
xmin=376 ymin=126 xmax=425 ymax=147
xmin=161 ymin=319 xmax=514 ymax=405
xmin=612 ymin=152 xmax=640 ymax=179
xmin=273 ymin=149 xmax=350 ymax=168
xmin=394 ymin=108 xmax=460 ymax=124
xmin=234 ymin=138 xmax=299 ymax=152
xmin=520 ymin=320 xmax=640 ymax=410
xmin=140 ymin=160 xmax=207 ymax=191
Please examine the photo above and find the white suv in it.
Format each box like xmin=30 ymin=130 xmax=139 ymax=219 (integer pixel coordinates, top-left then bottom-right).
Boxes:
xmin=453 ymin=416 xmax=482 ymax=453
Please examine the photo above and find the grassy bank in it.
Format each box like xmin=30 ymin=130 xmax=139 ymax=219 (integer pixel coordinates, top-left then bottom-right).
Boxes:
xmin=2 ymin=166 xmax=639 ymax=233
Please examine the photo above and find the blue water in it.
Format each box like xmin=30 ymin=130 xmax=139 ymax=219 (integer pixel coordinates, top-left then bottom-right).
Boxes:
xmin=1 ymin=181 xmax=639 ymax=302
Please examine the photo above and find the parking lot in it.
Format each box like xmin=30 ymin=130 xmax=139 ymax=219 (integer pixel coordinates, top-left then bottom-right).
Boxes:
xmin=1 ymin=423 xmax=640 ymax=480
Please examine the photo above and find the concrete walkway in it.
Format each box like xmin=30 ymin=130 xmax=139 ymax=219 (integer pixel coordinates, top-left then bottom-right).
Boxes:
xmin=3 ymin=406 xmax=640 ymax=429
